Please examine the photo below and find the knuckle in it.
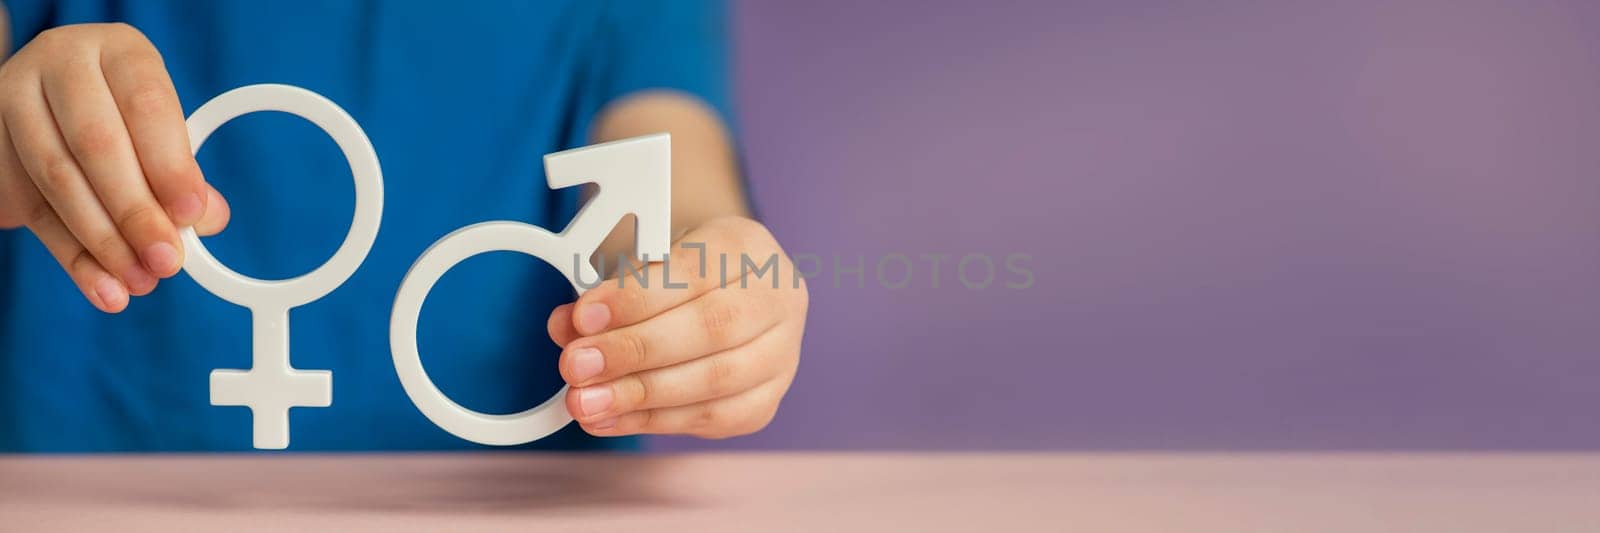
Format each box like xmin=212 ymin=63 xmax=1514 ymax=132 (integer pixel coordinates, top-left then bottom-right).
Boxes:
xmin=665 ymin=252 xmax=700 ymax=284
xmin=147 ymin=157 xmax=199 ymax=189
xmin=90 ymin=232 xmax=125 ymax=258
xmin=612 ymin=330 xmax=650 ymax=372
xmin=626 ymin=375 xmax=653 ymax=410
xmin=608 ymin=287 xmax=648 ymax=322
xmin=704 ymin=356 xmax=738 ymax=396
xmin=698 ymin=298 xmax=741 ymax=345
xmin=29 ymin=27 xmax=71 ymax=50
xmin=95 ymin=23 xmax=151 ymax=50
xmin=58 ymin=53 xmax=100 ymax=76
xmin=692 ymin=404 xmax=769 ymax=440
xmin=115 ymin=204 xmax=165 ymax=235
xmin=121 ymin=80 xmax=172 ymax=117
xmin=68 ymin=250 xmax=98 ymax=278
xmin=69 ymin=121 xmax=122 ymax=154
xmin=36 ymin=156 xmax=82 ymax=194
xmin=710 ymin=221 xmax=750 ymax=252
xmin=102 ymin=43 xmax=164 ymax=75
xmin=104 ymin=22 xmax=140 ymax=38
xmin=690 ymin=405 xmax=724 ymax=435
xmin=35 ymin=28 xmax=95 ymax=58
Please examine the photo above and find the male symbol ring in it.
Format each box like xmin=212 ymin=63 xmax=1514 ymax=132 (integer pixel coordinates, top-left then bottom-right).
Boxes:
xmin=390 ymin=133 xmax=670 ymax=446
xmin=182 ymin=84 xmax=384 ymax=449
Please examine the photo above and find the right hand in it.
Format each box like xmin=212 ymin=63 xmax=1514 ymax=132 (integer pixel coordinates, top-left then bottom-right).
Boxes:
xmin=0 ymin=23 xmax=230 ymax=313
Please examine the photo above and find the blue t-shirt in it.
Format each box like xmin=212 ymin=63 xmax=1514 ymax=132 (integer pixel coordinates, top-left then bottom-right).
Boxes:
xmin=0 ymin=0 xmax=731 ymax=452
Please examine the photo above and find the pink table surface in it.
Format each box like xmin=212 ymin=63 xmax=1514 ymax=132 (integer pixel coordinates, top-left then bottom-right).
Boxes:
xmin=3 ymin=452 xmax=1599 ymax=532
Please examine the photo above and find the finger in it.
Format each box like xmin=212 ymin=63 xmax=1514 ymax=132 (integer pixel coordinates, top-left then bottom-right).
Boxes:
xmin=100 ymin=33 xmax=207 ymax=227
xmin=566 ymin=328 xmax=795 ymax=422
xmin=5 ymin=118 xmax=127 ymax=311
xmin=547 ymin=302 xmax=580 ymax=348
xmin=559 ymin=285 xmax=785 ymax=387
xmin=192 ymin=182 xmax=229 ymax=236
xmin=28 ymin=203 xmax=128 ymax=312
xmin=7 ymin=128 xmax=126 ymax=312
xmin=43 ymin=55 xmax=182 ymax=278
xmin=4 ymin=78 xmax=156 ymax=295
xmin=0 ymin=128 xmax=39 ymax=231
xmin=581 ymin=376 xmax=791 ymax=439
xmin=570 ymin=224 xmax=750 ymax=336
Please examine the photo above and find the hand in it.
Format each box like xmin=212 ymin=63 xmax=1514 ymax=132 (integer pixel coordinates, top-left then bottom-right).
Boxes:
xmin=548 ymin=216 xmax=808 ymax=439
xmin=0 ymin=23 xmax=230 ymax=313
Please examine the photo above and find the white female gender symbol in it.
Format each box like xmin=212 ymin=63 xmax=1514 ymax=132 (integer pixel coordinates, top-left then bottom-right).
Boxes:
xmin=183 ymin=84 xmax=383 ymax=449
xmin=389 ymin=133 xmax=670 ymax=446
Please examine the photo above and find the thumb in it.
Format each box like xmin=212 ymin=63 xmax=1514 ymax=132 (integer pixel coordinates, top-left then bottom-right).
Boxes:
xmin=192 ymin=183 xmax=231 ymax=237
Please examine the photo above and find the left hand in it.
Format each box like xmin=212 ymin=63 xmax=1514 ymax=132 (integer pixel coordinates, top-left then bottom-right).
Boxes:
xmin=547 ymin=216 xmax=808 ymax=439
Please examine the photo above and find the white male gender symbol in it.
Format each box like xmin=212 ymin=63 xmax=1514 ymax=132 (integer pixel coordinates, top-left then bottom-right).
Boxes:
xmin=389 ymin=133 xmax=671 ymax=446
xmin=182 ymin=84 xmax=384 ymax=450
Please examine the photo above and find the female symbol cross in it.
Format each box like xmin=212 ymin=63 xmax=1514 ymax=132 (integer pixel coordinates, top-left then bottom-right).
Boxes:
xmin=185 ymin=84 xmax=670 ymax=449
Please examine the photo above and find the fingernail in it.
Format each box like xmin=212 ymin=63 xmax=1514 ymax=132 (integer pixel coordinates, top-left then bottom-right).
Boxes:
xmin=577 ymin=387 xmax=614 ymax=417
xmin=575 ymin=303 xmax=610 ymax=335
xmin=142 ymin=242 xmax=180 ymax=277
xmin=122 ymin=265 xmax=157 ymax=295
xmin=94 ymin=276 xmax=127 ymax=312
xmin=590 ymin=417 xmax=618 ymax=430
xmin=568 ymin=347 xmax=604 ymax=382
xmin=172 ymin=192 xmax=204 ymax=224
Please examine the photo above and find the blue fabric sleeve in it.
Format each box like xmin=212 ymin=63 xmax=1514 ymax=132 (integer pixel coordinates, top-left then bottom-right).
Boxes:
xmin=582 ymin=0 xmax=735 ymax=137
xmin=559 ymin=0 xmax=748 ymax=222
xmin=4 ymin=0 xmax=55 ymax=52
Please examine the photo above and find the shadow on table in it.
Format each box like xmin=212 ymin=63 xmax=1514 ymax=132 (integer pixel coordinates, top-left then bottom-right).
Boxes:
xmin=2 ymin=453 xmax=692 ymax=515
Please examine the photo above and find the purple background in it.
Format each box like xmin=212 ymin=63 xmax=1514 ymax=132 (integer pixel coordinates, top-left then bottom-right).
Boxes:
xmin=659 ymin=0 xmax=1600 ymax=451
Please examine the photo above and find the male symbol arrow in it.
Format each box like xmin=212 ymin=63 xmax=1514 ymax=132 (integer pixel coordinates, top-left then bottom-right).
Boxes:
xmin=389 ymin=133 xmax=672 ymax=446
xmin=548 ymin=132 xmax=673 ymax=263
